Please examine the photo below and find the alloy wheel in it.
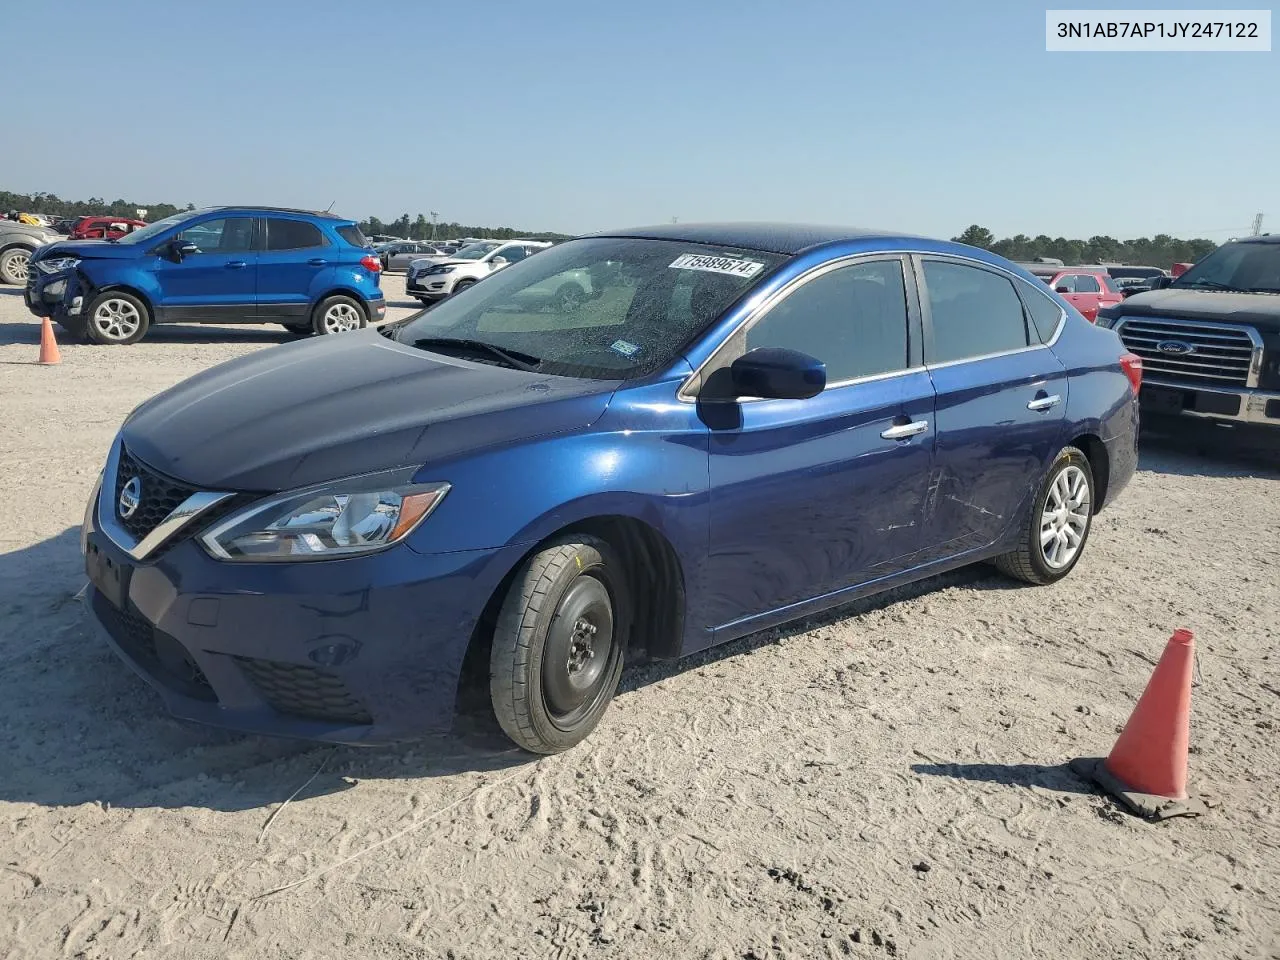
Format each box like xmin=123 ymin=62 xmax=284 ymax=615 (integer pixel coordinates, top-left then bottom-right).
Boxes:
xmin=1040 ymin=464 xmax=1091 ymax=569
xmin=91 ymin=297 xmax=143 ymax=342
xmin=8 ymin=251 xmax=30 ymax=283
xmin=321 ymin=302 xmax=362 ymax=333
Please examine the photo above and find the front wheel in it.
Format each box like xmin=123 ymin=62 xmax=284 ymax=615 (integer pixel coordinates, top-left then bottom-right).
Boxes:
xmin=994 ymin=446 xmax=1094 ymax=585
xmin=0 ymin=247 xmax=32 ymax=285
xmin=85 ymin=291 xmax=150 ymax=345
xmin=489 ymin=537 xmax=628 ymax=754
xmin=312 ymin=295 xmax=366 ymax=335
xmin=451 ymin=278 xmax=476 ymax=296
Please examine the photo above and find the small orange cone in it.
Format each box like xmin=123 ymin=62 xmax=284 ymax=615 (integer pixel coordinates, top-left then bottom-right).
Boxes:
xmin=38 ymin=317 xmax=61 ymax=365
xmin=1070 ymin=629 xmax=1207 ymax=820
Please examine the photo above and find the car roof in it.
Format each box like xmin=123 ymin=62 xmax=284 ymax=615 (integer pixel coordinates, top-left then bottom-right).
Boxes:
xmin=588 ymin=222 xmax=915 ymax=256
xmin=200 ymin=205 xmax=347 ymax=221
xmin=1235 ymin=234 xmax=1280 ymax=245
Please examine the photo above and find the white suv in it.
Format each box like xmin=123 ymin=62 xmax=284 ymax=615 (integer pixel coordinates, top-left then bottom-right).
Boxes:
xmin=406 ymin=239 xmax=552 ymax=302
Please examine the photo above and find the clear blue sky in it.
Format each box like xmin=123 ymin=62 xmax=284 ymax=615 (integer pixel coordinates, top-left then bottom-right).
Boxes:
xmin=6 ymin=0 xmax=1276 ymax=240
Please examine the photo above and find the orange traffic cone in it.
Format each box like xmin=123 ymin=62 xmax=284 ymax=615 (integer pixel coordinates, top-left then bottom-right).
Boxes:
xmin=1070 ymin=629 xmax=1207 ymax=820
xmin=38 ymin=317 xmax=61 ymax=365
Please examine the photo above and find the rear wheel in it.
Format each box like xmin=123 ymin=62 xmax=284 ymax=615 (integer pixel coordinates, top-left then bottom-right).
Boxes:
xmin=489 ymin=537 xmax=628 ymax=754
xmin=0 ymin=247 xmax=32 ymax=285
xmin=312 ymin=295 xmax=366 ymax=335
xmin=85 ymin=291 xmax=150 ymax=345
xmin=994 ymin=446 xmax=1094 ymax=585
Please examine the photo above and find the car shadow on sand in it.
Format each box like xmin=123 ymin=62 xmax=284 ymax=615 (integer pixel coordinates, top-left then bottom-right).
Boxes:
xmin=0 ymin=318 xmax=303 ymax=348
xmin=1138 ymin=421 xmax=1279 ymax=478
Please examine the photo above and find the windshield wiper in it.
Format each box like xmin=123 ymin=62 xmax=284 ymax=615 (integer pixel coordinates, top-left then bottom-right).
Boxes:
xmin=409 ymin=336 xmax=542 ymax=371
xmin=1180 ymin=280 xmax=1244 ymax=291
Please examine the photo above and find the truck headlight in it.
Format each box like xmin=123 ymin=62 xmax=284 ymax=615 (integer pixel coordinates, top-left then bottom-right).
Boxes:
xmin=199 ymin=470 xmax=449 ymax=561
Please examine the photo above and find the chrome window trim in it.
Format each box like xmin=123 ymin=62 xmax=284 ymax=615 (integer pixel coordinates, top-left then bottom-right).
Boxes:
xmin=678 ymin=249 xmax=1068 ymax=403
xmin=677 ymin=252 xmax=916 ymax=403
xmin=922 ymin=341 xmax=1051 ymax=371
xmin=97 ymin=438 xmax=235 ymax=562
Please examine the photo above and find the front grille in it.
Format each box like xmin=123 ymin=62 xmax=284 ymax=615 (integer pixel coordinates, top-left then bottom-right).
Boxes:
xmin=92 ymin=591 xmax=216 ymax=701
xmin=235 ymin=657 xmax=372 ymax=725
xmin=113 ymin=446 xmax=199 ymax=541
xmin=1117 ymin=317 xmax=1260 ymax=387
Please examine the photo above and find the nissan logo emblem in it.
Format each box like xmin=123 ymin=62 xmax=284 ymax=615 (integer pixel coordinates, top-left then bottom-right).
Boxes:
xmin=118 ymin=476 xmax=142 ymax=519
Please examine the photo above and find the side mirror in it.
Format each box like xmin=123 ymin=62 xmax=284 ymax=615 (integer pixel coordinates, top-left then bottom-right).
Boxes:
xmin=171 ymin=239 xmax=199 ymax=260
xmin=1151 ymin=276 xmax=1173 ymax=289
xmin=490 ymin=256 xmax=508 ymax=268
xmin=1054 ymin=285 xmax=1071 ymax=294
xmin=728 ymin=347 xmax=826 ymax=400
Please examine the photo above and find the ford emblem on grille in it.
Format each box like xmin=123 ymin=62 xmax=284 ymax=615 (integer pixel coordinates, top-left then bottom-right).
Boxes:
xmin=118 ymin=476 xmax=142 ymax=519
xmin=1156 ymin=339 xmax=1195 ymax=356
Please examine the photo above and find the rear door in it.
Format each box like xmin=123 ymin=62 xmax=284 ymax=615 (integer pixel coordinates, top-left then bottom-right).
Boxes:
xmin=915 ymin=256 xmax=1068 ymax=562
xmin=704 ymin=255 xmax=936 ymax=630
xmin=257 ymin=217 xmax=331 ymax=324
xmin=151 ymin=216 xmax=258 ymax=322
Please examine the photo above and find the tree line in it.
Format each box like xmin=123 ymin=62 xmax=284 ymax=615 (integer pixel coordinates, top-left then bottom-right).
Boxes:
xmin=1 ymin=190 xmax=195 ymax=223
xmin=359 ymin=212 xmax=571 ymax=242
xmin=952 ymin=225 xmax=1219 ymax=269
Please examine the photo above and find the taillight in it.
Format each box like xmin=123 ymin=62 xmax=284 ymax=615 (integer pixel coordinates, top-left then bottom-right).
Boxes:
xmin=1120 ymin=352 xmax=1143 ymax=393
xmin=360 ymin=254 xmax=382 ymax=273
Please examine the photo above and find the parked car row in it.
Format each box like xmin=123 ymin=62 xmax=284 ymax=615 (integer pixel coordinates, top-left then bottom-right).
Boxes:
xmin=405 ymin=238 xmax=553 ymax=301
xmin=23 ymin=206 xmax=386 ymax=343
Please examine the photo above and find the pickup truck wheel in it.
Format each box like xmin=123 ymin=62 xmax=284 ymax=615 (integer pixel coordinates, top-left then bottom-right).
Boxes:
xmin=0 ymin=247 xmax=32 ymax=285
xmin=313 ymin=295 xmax=366 ymax=335
xmin=489 ymin=536 xmax=628 ymax=754
xmin=85 ymin=292 xmax=150 ymax=345
xmin=994 ymin=446 xmax=1094 ymax=585
xmin=451 ymin=278 xmax=476 ymax=296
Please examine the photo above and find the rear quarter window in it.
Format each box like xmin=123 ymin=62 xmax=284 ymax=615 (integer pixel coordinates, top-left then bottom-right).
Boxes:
xmin=336 ymin=224 xmax=368 ymax=247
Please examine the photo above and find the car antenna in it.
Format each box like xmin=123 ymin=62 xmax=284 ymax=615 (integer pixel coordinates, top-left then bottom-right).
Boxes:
xmin=324 ymin=200 xmax=335 ymax=213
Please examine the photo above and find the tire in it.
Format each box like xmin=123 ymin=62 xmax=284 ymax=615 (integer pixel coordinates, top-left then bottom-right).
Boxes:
xmin=490 ymin=536 xmax=628 ymax=754
xmin=312 ymin=295 xmax=367 ymax=335
xmin=0 ymin=247 xmax=32 ymax=285
xmin=85 ymin=291 xmax=150 ymax=345
xmin=451 ymin=278 xmax=476 ymax=296
xmin=994 ymin=446 xmax=1095 ymax=585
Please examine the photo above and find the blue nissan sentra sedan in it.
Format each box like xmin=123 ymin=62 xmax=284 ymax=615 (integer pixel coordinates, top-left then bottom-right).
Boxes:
xmin=81 ymin=223 xmax=1142 ymax=754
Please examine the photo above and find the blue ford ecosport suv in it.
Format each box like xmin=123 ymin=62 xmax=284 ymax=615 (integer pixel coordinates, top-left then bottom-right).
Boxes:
xmin=81 ymin=223 xmax=1141 ymax=754
xmin=25 ymin=206 xmax=386 ymax=344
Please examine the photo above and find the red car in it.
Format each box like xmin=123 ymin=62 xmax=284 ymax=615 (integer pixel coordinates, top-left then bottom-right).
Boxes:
xmin=70 ymin=216 xmax=148 ymax=240
xmin=1023 ymin=266 xmax=1123 ymax=323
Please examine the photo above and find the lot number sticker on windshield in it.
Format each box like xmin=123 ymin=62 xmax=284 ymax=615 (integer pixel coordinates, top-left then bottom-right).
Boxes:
xmin=669 ymin=254 xmax=765 ymax=279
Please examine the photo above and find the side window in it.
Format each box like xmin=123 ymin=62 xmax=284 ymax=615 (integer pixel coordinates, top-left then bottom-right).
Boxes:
xmin=499 ymin=245 xmax=528 ymax=262
xmin=1019 ymin=282 xmax=1066 ymax=343
xmin=265 ymin=219 xmax=324 ymax=251
xmin=922 ymin=260 xmax=1029 ymax=363
xmin=1073 ymin=274 xmax=1101 ymax=293
xmin=178 ymin=217 xmax=255 ymax=253
xmin=1052 ymin=275 xmax=1075 ymax=292
xmin=743 ymin=259 xmax=910 ymax=383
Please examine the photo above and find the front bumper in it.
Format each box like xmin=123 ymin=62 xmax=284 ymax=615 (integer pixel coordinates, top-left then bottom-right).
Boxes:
xmin=82 ymin=482 xmax=521 ymax=745
xmin=406 ymin=273 xmax=455 ymax=299
xmin=24 ymin=266 xmax=82 ymax=319
xmin=1139 ymin=377 xmax=1280 ymax=428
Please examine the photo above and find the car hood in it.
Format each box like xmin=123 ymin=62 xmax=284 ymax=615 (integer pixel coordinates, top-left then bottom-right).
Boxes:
xmin=121 ymin=329 xmax=620 ymax=491
xmin=34 ymin=239 xmax=141 ymax=260
xmin=1116 ymin=288 xmax=1280 ymax=331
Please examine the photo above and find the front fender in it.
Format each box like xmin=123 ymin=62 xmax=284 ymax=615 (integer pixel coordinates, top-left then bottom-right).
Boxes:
xmin=77 ymin=260 xmax=162 ymax=311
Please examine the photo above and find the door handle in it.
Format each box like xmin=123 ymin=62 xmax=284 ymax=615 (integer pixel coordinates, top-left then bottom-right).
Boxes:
xmin=225 ymin=260 xmax=248 ymax=269
xmin=1027 ymin=394 xmax=1062 ymax=411
xmin=880 ymin=420 xmax=929 ymax=440
xmin=308 ymin=258 xmax=327 ymax=266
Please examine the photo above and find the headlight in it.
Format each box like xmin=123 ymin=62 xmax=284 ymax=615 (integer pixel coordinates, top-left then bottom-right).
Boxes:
xmin=37 ymin=257 xmax=80 ymax=274
xmin=1096 ymin=313 xmax=1118 ymax=329
xmin=428 ymin=265 xmax=456 ymax=275
xmin=200 ymin=470 xmax=449 ymax=562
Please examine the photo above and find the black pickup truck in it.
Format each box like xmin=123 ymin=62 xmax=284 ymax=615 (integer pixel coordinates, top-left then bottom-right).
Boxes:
xmin=1096 ymin=235 xmax=1280 ymax=433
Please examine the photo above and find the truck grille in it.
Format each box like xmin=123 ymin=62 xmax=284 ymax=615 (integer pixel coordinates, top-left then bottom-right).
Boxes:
xmin=1117 ymin=317 xmax=1261 ymax=387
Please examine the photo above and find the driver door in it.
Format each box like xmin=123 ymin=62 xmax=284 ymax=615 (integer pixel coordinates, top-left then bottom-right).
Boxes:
xmin=701 ymin=256 xmax=936 ymax=632
xmin=152 ymin=216 xmax=258 ymax=322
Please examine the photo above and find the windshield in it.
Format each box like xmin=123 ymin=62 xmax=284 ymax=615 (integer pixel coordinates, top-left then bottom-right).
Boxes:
xmin=1174 ymin=242 xmax=1280 ymax=293
xmin=113 ymin=211 xmax=199 ymax=245
xmin=393 ymin=237 xmax=785 ymax=379
xmin=453 ymin=241 xmax=502 ymax=260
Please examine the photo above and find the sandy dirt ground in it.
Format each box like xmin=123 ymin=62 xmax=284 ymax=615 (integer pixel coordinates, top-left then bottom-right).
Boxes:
xmin=0 ymin=278 xmax=1277 ymax=960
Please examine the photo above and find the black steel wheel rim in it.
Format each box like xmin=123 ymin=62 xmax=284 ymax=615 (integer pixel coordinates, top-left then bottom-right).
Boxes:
xmin=541 ymin=574 xmax=615 ymax=728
